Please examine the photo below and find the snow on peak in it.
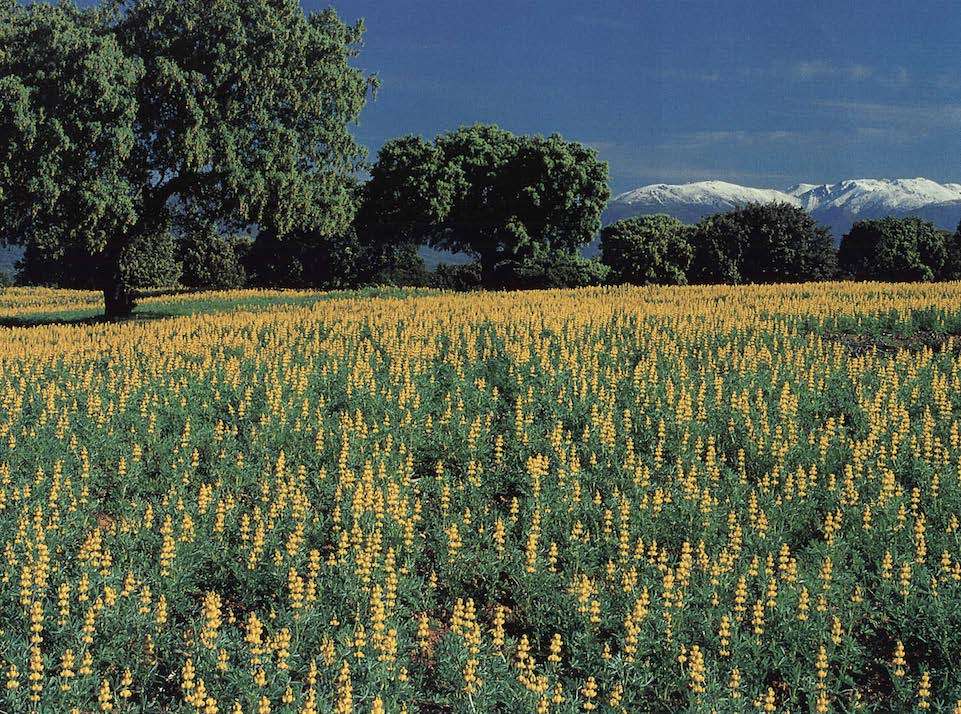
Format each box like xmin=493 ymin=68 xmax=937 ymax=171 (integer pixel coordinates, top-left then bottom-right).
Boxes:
xmin=603 ymin=177 xmax=961 ymax=239
xmin=790 ymin=177 xmax=961 ymax=212
xmin=612 ymin=180 xmax=800 ymax=209
xmin=786 ymin=183 xmax=821 ymax=197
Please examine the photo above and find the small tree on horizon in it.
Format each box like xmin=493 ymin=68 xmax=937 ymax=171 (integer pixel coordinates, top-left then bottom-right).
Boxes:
xmin=0 ymin=0 xmax=374 ymax=318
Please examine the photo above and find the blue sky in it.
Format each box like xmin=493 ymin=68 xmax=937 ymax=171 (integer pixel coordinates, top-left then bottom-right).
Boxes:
xmin=312 ymin=0 xmax=961 ymax=193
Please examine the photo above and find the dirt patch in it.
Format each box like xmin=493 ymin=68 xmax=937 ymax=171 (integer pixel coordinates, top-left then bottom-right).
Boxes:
xmin=826 ymin=330 xmax=961 ymax=356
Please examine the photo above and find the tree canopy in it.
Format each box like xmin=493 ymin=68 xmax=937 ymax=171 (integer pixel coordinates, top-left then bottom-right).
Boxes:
xmin=0 ymin=0 xmax=374 ymax=317
xmin=688 ymin=202 xmax=837 ymax=285
xmin=360 ymin=124 xmax=610 ymax=287
xmin=839 ymin=216 xmax=956 ymax=282
xmin=600 ymin=214 xmax=694 ymax=285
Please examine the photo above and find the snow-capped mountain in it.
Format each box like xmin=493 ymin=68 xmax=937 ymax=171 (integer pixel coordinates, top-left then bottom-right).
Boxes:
xmin=604 ymin=181 xmax=800 ymax=225
xmin=788 ymin=178 xmax=961 ymax=238
xmin=788 ymin=178 xmax=961 ymax=212
xmin=605 ymin=177 xmax=961 ymax=240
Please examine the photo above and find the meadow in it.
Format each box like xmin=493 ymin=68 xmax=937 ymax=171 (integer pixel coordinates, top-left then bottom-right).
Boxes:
xmin=1 ymin=283 xmax=961 ymax=713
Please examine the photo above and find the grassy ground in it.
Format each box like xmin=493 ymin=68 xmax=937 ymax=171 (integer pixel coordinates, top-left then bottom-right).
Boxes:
xmin=0 ymin=285 xmax=433 ymax=326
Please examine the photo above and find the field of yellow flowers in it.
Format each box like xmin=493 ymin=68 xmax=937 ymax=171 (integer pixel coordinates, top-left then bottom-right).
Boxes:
xmin=2 ymin=283 xmax=961 ymax=713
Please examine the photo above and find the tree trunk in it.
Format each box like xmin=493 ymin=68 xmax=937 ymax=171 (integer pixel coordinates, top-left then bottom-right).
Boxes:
xmin=100 ymin=235 xmax=139 ymax=320
xmin=103 ymin=279 xmax=136 ymax=320
xmin=480 ymin=253 xmax=498 ymax=290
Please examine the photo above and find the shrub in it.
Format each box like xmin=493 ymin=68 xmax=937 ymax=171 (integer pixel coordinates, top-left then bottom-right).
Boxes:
xmin=944 ymin=222 xmax=961 ymax=280
xmin=16 ymin=229 xmax=181 ymax=290
xmin=839 ymin=216 xmax=950 ymax=282
xmin=117 ymin=230 xmax=183 ymax=290
xmin=493 ymin=251 xmax=609 ymax=290
xmin=244 ymin=230 xmax=359 ymax=289
xmin=364 ymin=245 xmax=432 ymax=287
xmin=178 ymin=228 xmax=250 ymax=290
xmin=600 ymin=214 xmax=693 ymax=285
xmin=432 ymin=262 xmax=482 ymax=291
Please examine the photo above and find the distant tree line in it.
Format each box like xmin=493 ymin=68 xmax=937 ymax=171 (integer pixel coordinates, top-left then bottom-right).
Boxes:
xmin=600 ymin=206 xmax=961 ymax=287
xmin=2 ymin=0 xmax=961 ymax=318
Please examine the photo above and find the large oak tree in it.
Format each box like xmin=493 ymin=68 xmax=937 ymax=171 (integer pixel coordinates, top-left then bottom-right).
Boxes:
xmin=0 ymin=0 xmax=374 ymax=317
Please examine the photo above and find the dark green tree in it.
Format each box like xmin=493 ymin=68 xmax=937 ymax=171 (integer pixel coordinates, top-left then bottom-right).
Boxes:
xmin=177 ymin=226 xmax=249 ymax=291
xmin=244 ymin=229 xmax=360 ymax=290
xmin=688 ymin=202 xmax=837 ymax=284
xmin=361 ymin=125 xmax=610 ymax=288
xmin=357 ymin=136 xmax=455 ymax=246
xmin=944 ymin=221 xmax=961 ymax=280
xmin=0 ymin=0 xmax=373 ymax=318
xmin=492 ymin=251 xmax=609 ymax=290
xmin=839 ymin=216 xmax=951 ymax=282
xmin=600 ymin=214 xmax=693 ymax=285
xmin=686 ymin=212 xmax=749 ymax=285
xmin=16 ymin=229 xmax=181 ymax=290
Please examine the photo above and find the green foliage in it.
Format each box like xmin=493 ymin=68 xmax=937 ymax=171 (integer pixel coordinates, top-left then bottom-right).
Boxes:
xmin=362 ymin=124 xmax=610 ymax=287
xmin=357 ymin=136 xmax=455 ymax=242
xmin=116 ymin=228 xmax=182 ymax=291
xmin=0 ymin=0 xmax=374 ymax=317
xmin=688 ymin=202 xmax=838 ymax=284
xmin=177 ymin=227 xmax=249 ymax=291
xmin=242 ymin=226 xmax=430 ymax=291
xmin=600 ymin=214 xmax=694 ymax=285
xmin=432 ymin=263 xmax=482 ymax=291
xmin=944 ymin=222 xmax=961 ymax=280
xmin=17 ymin=228 xmax=180 ymax=290
xmin=244 ymin=229 xmax=360 ymax=290
xmin=0 ymin=1 xmax=143 ymax=307
xmin=363 ymin=244 xmax=432 ymax=288
xmin=16 ymin=242 xmax=108 ymax=290
xmin=493 ymin=251 xmax=610 ymax=290
xmin=839 ymin=216 xmax=954 ymax=282
xmin=686 ymin=212 xmax=745 ymax=285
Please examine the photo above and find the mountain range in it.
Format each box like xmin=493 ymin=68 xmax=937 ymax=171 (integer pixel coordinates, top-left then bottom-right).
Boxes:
xmin=604 ymin=177 xmax=961 ymax=241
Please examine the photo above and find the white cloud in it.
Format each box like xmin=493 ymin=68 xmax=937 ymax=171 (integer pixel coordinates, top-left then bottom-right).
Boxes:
xmin=661 ymin=130 xmax=802 ymax=149
xmin=640 ymin=61 xmax=912 ymax=88
xmin=818 ymin=101 xmax=961 ymax=128
xmin=639 ymin=67 xmax=724 ymax=83
xmin=792 ymin=61 xmax=874 ymax=81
